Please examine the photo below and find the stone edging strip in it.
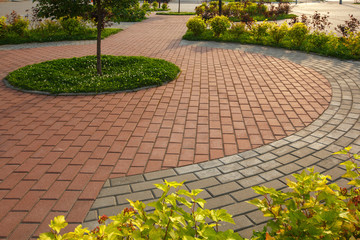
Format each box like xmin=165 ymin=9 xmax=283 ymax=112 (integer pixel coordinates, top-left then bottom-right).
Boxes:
xmin=82 ymin=41 xmax=360 ymax=238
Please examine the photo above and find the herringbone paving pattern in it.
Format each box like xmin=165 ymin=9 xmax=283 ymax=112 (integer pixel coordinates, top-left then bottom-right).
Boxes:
xmin=0 ymin=14 xmax=346 ymax=239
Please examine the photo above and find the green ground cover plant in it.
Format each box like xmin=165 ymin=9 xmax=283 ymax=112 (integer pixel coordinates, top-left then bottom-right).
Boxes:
xmin=183 ymin=14 xmax=360 ymax=60
xmin=0 ymin=11 xmax=121 ymax=45
xmin=6 ymin=55 xmax=180 ymax=94
xmin=40 ymin=147 xmax=360 ymax=239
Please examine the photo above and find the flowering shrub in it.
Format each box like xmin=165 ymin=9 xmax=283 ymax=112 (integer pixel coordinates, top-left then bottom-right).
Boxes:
xmin=6 ymin=11 xmax=29 ymax=36
xmin=286 ymin=22 xmax=308 ymax=48
xmin=59 ymin=17 xmax=88 ymax=35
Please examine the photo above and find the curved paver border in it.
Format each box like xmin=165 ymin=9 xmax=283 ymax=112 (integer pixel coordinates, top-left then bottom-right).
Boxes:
xmin=83 ymin=41 xmax=360 ymax=238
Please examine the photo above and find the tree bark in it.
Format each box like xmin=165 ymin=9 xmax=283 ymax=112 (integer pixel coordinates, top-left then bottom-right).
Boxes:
xmin=96 ymin=0 xmax=102 ymax=75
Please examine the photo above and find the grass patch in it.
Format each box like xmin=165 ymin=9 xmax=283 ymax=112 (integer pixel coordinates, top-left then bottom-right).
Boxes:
xmin=156 ymin=12 xmax=196 ymax=15
xmin=6 ymin=55 xmax=181 ymax=94
xmin=0 ymin=28 xmax=121 ymax=45
xmin=183 ymin=29 xmax=360 ymax=60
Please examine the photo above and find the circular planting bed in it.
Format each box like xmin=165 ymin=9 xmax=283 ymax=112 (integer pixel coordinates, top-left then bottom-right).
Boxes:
xmin=5 ymin=55 xmax=181 ymax=94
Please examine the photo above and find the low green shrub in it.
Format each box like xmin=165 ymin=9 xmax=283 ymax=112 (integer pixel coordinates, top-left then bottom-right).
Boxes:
xmin=113 ymin=2 xmax=148 ymax=22
xmin=59 ymin=17 xmax=88 ymax=35
xmin=161 ymin=3 xmax=168 ymax=10
xmin=152 ymin=1 xmax=159 ymax=10
xmin=229 ymin=22 xmax=247 ymax=37
xmin=209 ymin=15 xmax=231 ymax=37
xmin=0 ymin=16 xmax=7 ymax=37
xmin=6 ymin=55 xmax=180 ymax=94
xmin=39 ymin=181 xmax=243 ymax=240
xmin=286 ymin=22 xmax=309 ymax=48
xmin=141 ymin=1 xmax=151 ymax=11
xmin=250 ymin=21 xmax=272 ymax=42
xmin=268 ymin=21 xmax=289 ymax=44
xmin=6 ymin=11 xmax=29 ymax=36
xmin=186 ymin=16 xmax=207 ymax=36
xmin=343 ymin=31 xmax=360 ymax=56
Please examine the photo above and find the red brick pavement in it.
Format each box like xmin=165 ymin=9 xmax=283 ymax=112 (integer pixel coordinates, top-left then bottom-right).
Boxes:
xmin=0 ymin=15 xmax=331 ymax=239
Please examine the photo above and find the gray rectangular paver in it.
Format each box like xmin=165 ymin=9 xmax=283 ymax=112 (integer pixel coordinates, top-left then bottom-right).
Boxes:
xmin=238 ymin=150 xmax=258 ymax=159
xmin=116 ymin=190 xmax=154 ymax=205
xmin=98 ymin=185 xmax=131 ymax=198
xmin=175 ymin=164 xmax=202 ymax=174
xmin=257 ymin=152 xmax=277 ymax=161
xmin=165 ymin=173 xmax=198 ymax=183
xmin=144 ymin=169 xmax=177 ymax=181
xmin=291 ymin=147 xmax=315 ymax=158
xmin=260 ymin=170 xmax=283 ymax=181
xmin=219 ymin=155 xmax=243 ymax=164
xmin=231 ymin=188 xmax=260 ymax=202
xmin=271 ymin=145 xmax=296 ymax=157
xmin=205 ymin=195 xmax=235 ymax=209
xmin=216 ymin=171 xmax=244 ymax=183
xmin=277 ymin=163 xmax=302 ymax=175
xmin=259 ymin=160 xmax=281 ymax=171
xmin=186 ymin=177 xmax=220 ymax=190
xmin=223 ymin=201 xmax=258 ymax=216
xmin=218 ymin=162 xmax=243 ymax=173
xmin=270 ymin=139 xmax=289 ymax=148
xmin=110 ymin=175 xmax=145 ymax=186
xmin=92 ymin=196 xmax=116 ymax=209
xmin=295 ymin=155 xmax=321 ymax=167
xmin=239 ymin=166 xmax=263 ymax=177
xmin=239 ymin=158 xmax=262 ymax=167
xmin=254 ymin=145 xmax=275 ymax=154
xmin=131 ymin=179 xmax=162 ymax=192
xmin=199 ymin=159 xmax=223 ymax=169
xmin=238 ymin=175 xmax=265 ymax=188
xmin=208 ymin=182 xmax=242 ymax=196
xmin=195 ymin=168 xmax=222 ymax=179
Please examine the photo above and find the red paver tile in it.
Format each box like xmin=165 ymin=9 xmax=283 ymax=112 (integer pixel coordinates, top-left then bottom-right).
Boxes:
xmin=52 ymin=191 xmax=81 ymax=212
xmin=13 ymin=190 xmax=44 ymax=211
xmin=0 ymin=211 xmax=27 ymax=237
xmin=8 ymin=223 xmax=38 ymax=240
xmin=79 ymin=181 xmax=104 ymax=200
xmin=65 ymin=200 xmax=94 ymax=223
xmin=23 ymin=199 xmax=56 ymax=223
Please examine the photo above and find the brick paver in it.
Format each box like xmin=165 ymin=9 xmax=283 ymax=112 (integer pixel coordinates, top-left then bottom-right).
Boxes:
xmin=0 ymin=12 xmax=354 ymax=239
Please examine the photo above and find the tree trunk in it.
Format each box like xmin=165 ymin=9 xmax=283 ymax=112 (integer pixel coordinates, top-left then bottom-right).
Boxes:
xmin=96 ymin=0 xmax=102 ymax=75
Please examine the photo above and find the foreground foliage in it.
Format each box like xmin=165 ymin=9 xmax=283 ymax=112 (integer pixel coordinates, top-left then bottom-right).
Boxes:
xmin=6 ymin=55 xmax=180 ymax=94
xmin=39 ymin=181 xmax=243 ymax=240
xmin=40 ymin=147 xmax=360 ymax=239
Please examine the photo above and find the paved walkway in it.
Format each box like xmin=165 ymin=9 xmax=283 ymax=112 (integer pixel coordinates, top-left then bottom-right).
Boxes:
xmin=0 ymin=12 xmax=359 ymax=240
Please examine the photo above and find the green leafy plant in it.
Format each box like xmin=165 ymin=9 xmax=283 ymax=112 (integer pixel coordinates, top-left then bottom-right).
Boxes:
xmin=152 ymin=1 xmax=158 ymax=10
xmin=268 ymin=21 xmax=288 ymax=44
xmin=286 ymin=22 xmax=308 ymax=48
xmin=6 ymin=11 xmax=29 ymax=36
xmin=343 ymin=31 xmax=360 ymax=56
xmin=39 ymin=181 xmax=243 ymax=240
xmin=59 ymin=17 xmax=88 ymax=35
xmin=161 ymin=3 xmax=168 ymax=10
xmin=229 ymin=22 xmax=247 ymax=37
xmin=0 ymin=16 xmax=7 ymax=37
xmin=209 ymin=15 xmax=231 ymax=37
xmin=186 ymin=16 xmax=207 ymax=36
xmin=250 ymin=20 xmax=272 ymax=42
xmin=249 ymin=146 xmax=360 ymax=239
xmin=142 ymin=1 xmax=151 ymax=11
